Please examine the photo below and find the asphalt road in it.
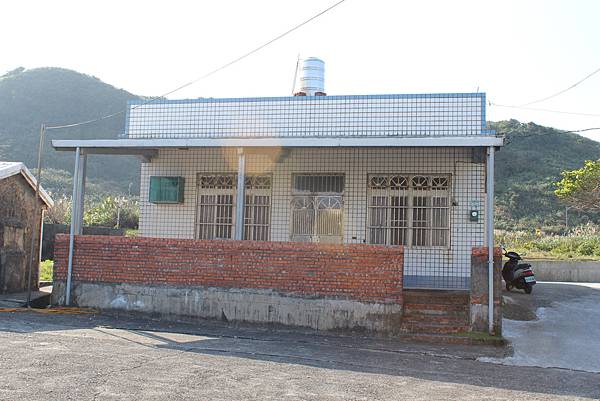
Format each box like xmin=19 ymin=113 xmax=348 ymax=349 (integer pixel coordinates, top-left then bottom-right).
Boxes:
xmin=1 ymin=308 xmax=599 ymax=400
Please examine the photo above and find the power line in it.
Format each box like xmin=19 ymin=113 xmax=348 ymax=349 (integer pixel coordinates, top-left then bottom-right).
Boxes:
xmin=502 ymin=126 xmax=600 ymax=144
xmin=520 ymin=65 xmax=600 ymax=107
xmin=489 ymin=102 xmax=600 ymax=118
xmin=46 ymin=0 xmax=348 ymax=131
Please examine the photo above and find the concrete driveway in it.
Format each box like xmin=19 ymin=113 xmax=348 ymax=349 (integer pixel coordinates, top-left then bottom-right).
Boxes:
xmin=1 ymin=309 xmax=599 ymax=400
xmin=482 ymin=282 xmax=600 ymax=373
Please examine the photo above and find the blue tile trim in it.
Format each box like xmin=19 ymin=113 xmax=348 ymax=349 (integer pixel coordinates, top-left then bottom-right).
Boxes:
xmin=481 ymin=93 xmax=487 ymax=130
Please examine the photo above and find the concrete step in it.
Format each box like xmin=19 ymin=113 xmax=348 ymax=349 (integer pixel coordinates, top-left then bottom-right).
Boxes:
xmin=397 ymin=332 xmax=507 ymax=346
xmin=400 ymin=322 xmax=470 ymax=335
xmin=403 ymin=302 xmax=469 ymax=315
xmin=0 ymin=287 xmax=51 ymax=308
xmin=403 ymin=290 xmax=470 ymax=305
xmin=402 ymin=313 xmax=469 ymax=326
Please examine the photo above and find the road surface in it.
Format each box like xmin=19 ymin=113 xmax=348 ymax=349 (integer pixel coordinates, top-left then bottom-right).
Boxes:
xmin=482 ymin=282 xmax=600 ymax=373
xmin=1 ymin=308 xmax=599 ymax=400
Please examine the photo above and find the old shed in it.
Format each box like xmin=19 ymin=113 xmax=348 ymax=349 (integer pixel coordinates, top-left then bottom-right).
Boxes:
xmin=0 ymin=162 xmax=53 ymax=294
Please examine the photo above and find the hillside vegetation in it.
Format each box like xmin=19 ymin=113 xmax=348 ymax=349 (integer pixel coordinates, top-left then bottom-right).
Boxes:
xmin=0 ymin=67 xmax=141 ymax=196
xmin=493 ymin=120 xmax=600 ymax=232
xmin=1 ymin=67 xmax=599 ymax=233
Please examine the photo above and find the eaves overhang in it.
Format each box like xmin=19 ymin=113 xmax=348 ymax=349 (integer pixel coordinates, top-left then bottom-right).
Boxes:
xmin=52 ymin=136 xmax=504 ymax=156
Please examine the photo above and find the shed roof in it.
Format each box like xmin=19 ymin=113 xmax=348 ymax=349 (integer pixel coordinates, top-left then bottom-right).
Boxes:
xmin=0 ymin=162 xmax=54 ymax=207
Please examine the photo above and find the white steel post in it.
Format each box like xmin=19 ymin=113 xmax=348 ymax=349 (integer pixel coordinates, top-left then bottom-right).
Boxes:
xmin=73 ymin=153 xmax=87 ymax=235
xmin=66 ymin=147 xmax=86 ymax=305
xmin=235 ymin=148 xmax=246 ymax=240
xmin=486 ymin=146 xmax=495 ymax=335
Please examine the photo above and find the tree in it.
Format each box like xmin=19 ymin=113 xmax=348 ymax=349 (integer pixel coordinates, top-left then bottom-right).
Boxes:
xmin=555 ymin=159 xmax=600 ymax=211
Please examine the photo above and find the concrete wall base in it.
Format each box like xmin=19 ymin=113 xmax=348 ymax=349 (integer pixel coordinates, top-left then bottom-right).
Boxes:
xmin=530 ymin=260 xmax=600 ymax=282
xmin=52 ymin=281 xmax=404 ymax=334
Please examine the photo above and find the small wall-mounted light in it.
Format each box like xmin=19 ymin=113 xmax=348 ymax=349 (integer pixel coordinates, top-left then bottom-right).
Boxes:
xmin=469 ymin=210 xmax=479 ymax=222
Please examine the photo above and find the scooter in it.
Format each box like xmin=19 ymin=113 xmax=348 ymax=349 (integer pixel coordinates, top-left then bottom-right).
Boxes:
xmin=502 ymin=248 xmax=536 ymax=294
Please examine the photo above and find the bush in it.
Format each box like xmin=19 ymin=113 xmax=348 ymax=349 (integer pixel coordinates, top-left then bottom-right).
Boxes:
xmin=45 ymin=195 xmax=71 ymax=224
xmin=83 ymin=196 xmax=139 ymax=229
xmin=496 ymin=224 xmax=600 ymax=260
xmin=39 ymin=260 xmax=53 ymax=281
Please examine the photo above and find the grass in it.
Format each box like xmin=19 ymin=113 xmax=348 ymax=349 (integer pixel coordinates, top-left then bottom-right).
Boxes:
xmin=453 ymin=331 xmax=507 ymax=346
xmin=39 ymin=260 xmax=54 ymax=281
xmin=496 ymin=224 xmax=600 ymax=261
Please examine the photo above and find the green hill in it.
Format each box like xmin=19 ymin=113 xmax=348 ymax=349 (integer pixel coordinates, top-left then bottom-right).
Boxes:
xmin=1 ymin=67 xmax=599 ymax=231
xmin=493 ymin=120 xmax=600 ymax=232
xmin=0 ymin=67 xmax=142 ymax=196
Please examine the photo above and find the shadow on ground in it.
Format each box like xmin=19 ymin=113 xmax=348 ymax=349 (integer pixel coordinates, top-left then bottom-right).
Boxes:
xmin=1 ymin=301 xmax=599 ymax=399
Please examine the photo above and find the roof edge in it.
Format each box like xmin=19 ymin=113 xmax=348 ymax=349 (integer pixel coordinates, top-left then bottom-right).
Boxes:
xmin=127 ymin=92 xmax=487 ymax=105
xmin=0 ymin=162 xmax=54 ymax=207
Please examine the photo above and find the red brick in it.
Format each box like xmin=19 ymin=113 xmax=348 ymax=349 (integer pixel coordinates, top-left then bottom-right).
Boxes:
xmin=54 ymin=234 xmax=404 ymax=304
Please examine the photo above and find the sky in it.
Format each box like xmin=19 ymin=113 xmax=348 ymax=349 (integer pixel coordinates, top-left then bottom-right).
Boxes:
xmin=1 ymin=0 xmax=599 ymax=140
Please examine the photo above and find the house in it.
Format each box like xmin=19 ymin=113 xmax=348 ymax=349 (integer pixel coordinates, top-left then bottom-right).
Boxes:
xmin=51 ymin=59 xmax=504 ymax=336
xmin=0 ymin=162 xmax=53 ymax=294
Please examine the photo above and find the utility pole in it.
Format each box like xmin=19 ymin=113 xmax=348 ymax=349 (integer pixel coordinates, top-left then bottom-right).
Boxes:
xmin=26 ymin=124 xmax=46 ymax=307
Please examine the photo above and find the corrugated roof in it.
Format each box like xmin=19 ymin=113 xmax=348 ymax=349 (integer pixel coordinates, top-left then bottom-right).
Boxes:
xmin=0 ymin=162 xmax=54 ymax=207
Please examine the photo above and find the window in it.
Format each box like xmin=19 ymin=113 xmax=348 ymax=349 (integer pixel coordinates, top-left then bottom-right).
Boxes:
xmin=367 ymin=174 xmax=450 ymax=247
xmin=195 ymin=174 xmax=271 ymax=240
xmin=290 ymin=174 xmax=344 ymax=243
xmin=149 ymin=176 xmax=184 ymax=204
xmin=244 ymin=176 xmax=272 ymax=241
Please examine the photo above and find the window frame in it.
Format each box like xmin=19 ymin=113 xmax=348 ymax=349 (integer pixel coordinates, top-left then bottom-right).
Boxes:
xmin=290 ymin=173 xmax=345 ymax=243
xmin=194 ymin=173 xmax=272 ymax=241
xmin=366 ymin=173 xmax=451 ymax=249
xmin=149 ymin=176 xmax=185 ymax=204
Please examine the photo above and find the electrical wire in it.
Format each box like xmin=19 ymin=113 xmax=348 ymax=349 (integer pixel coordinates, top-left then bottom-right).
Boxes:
xmin=45 ymin=0 xmax=348 ymax=131
xmin=519 ymin=65 xmax=600 ymax=107
xmin=502 ymin=126 xmax=600 ymax=144
xmin=489 ymin=102 xmax=600 ymax=118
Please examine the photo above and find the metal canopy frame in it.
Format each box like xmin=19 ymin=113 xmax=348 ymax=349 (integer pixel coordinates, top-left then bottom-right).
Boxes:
xmin=52 ymin=136 xmax=504 ymax=155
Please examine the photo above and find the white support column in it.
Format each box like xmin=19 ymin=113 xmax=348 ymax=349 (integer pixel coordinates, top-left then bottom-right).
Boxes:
xmin=66 ymin=148 xmax=86 ymax=306
xmin=235 ymin=148 xmax=246 ymax=240
xmin=486 ymin=146 xmax=495 ymax=335
xmin=72 ymin=153 xmax=87 ymax=235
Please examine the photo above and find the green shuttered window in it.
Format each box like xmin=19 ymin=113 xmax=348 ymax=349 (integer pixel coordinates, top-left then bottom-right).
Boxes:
xmin=149 ymin=176 xmax=184 ymax=204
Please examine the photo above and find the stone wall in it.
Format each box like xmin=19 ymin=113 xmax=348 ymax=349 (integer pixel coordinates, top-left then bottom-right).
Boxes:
xmin=0 ymin=174 xmax=44 ymax=293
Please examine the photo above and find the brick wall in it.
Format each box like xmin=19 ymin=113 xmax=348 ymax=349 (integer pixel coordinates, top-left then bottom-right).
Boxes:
xmin=54 ymin=234 xmax=404 ymax=304
xmin=470 ymin=247 xmax=502 ymax=334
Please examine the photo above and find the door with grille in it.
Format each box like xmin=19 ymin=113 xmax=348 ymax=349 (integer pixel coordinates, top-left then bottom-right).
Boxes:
xmin=290 ymin=174 xmax=344 ymax=244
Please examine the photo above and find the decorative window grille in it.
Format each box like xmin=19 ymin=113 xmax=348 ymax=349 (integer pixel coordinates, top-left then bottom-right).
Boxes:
xmin=196 ymin=174 xmax=271 ymax=240
xmin=244 ymin=176 xmax=272 ymax=241
xmin=367 ymin=174 xmax=450 ymax=247
xmin=290 ymin=174 xmax=344 ymax=243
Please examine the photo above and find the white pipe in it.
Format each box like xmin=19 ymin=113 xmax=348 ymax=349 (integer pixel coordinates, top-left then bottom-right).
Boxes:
xmin=66 ymin=147 xmax=81 ymax=306
xmin=235 ymin=148 xmax=246 ymax=240
xmin=486 ymin=146 xmax=495 ymax=335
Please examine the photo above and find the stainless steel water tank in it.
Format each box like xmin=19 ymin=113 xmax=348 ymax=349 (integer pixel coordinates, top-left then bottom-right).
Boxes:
xmin=294 ymin=57 xmax=326 ymax=96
